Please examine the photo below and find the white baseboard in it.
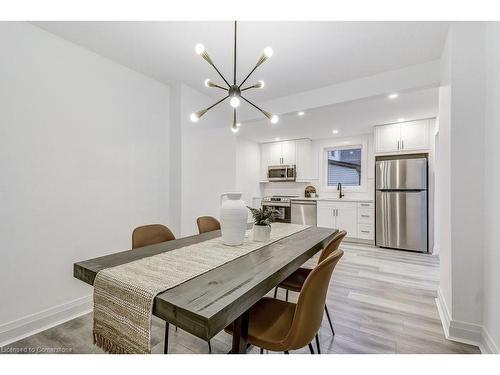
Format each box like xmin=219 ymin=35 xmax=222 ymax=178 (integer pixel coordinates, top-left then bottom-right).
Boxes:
xmin=436 ymin=287 xmax=499 ymax=353
xmin=480 ymin=326 xmax=500 ymax=354
xmin=435 ymin=287 xmax=451 ymax=337
xmin=0 ymin=295 xmax=92 ymax=347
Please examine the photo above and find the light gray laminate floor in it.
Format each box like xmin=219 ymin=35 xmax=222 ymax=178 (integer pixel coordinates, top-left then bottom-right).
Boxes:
xmin=1 ymin=243 xmax=480 ymax=354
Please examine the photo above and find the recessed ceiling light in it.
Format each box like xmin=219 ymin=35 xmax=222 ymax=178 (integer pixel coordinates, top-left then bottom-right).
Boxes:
xmin=332 ymin=130 xmax=339 ymax=134
xmin=343 ymin=141 xmax=349 ymax=145
xmin=388 ymin=93 xmax=399 ymax=99
xmin=274 ymin=137 xmax=281 ymax=141
xmin=297 ymin=111 xmax=305 ymax=116
xmin=397 ymin=118 xmax=405 ymax=122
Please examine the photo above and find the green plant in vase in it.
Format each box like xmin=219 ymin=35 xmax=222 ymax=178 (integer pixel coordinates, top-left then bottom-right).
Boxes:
xmin=247 ymin=206 xmax=277 ymax=242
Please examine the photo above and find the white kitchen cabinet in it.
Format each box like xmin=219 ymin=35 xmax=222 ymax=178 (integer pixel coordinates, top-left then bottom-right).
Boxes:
xmin=317 ymin=200 xmax=375 ymax=241
xmin=267 ymin=142 xmax=282 ymax=166
xmin=262 ymin=141 xmax=296 ymax=166
xmin=335 ymin=202 xmax=358 ymax=237
xmin=317 ymin=203 xmax=335 ymax=228
xmin=280 ymin=141 xmax=296 ymax=165
xmin=317 ymin=201 xmax=358 ymax=238
xmin=374 ymin=119 xmax=431 ymax=155
xmin=400 ymin=120 xmax=429 ymax=151
xmin=375 ymin=123 xmax=401 ymax=153
xmin=260 ymin=139 xmax=312 ymax=181
xmin=295 ymin=139 xmax=315 ymax=181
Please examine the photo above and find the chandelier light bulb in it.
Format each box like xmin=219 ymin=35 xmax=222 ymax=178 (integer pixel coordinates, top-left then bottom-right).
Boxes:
xmin=236 ymin=122 xmax=241 ymax=128
xmin=270 ymin=115 xmax=279 ymax=124
xmin=257 ymin=80 xmax=265 ymax=89
xmin=230 ymin=97 xmax=241 ymax=108
xmin=190 ymin=113 xmax=199 ymax=122
xmin=195 ymin=43 xmax=206 ymax=55
xmin=231 ymin=126 xmax=239 ymax=133
xmin=204 ymin=79 xmax=211 ymax=88
xmin=263 ymin=47 xmax=274 ymax=58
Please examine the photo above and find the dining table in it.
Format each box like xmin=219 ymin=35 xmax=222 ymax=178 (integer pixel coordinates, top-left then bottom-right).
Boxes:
xmin=73 ymin=224 xmax=338 ymax=354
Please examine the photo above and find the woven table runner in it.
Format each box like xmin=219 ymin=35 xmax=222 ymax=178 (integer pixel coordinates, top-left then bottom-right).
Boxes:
xmin=93 ymin=223 xmax=309 ymax=354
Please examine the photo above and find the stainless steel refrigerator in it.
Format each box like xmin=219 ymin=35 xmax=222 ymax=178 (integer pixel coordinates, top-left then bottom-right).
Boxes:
xmin=375 ymin=156 xmax=428 ymax=253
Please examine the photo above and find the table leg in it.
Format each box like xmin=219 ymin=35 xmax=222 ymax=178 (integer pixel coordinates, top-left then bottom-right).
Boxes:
xmin=230 ymin=310 xmax=249 ymax=354
xmin=164 ymin=322 xmax=169 ymax=354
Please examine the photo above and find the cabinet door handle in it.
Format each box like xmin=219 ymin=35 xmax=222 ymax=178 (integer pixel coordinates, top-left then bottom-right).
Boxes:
xmin=361 ymin=230 xmax=370 ymax=234
xmin=361 ymin=215 xmax=370 ymax=218
xmin=360 ymin=203 xmax=370 ymax=207
xmin=397 ymin=140 xmax=400 ymax=151
xmin=402 ymin=140 xmax=404 ymax=150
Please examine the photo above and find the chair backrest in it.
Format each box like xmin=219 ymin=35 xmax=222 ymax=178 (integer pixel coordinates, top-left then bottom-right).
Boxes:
xmin=317 ymin=230 xmax=347 ymax=264
xmin=196 ymin=216 xmax=221 ymax=234
xmin=284 ymin=249 xmax=344 ymax=350
xmin=132 ymin=224 xmax=175 ymax=249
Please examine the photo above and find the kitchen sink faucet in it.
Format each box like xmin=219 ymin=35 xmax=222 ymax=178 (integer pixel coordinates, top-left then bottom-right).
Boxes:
xmin=337 ymin=182 xmax=344 ymax=199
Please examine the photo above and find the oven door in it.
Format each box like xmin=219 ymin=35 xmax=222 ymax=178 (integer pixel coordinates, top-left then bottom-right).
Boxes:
xmin=262 ymin=204 xmax=291 ymax=223
xmin=268 ymin=166 xmax=287 ymax=181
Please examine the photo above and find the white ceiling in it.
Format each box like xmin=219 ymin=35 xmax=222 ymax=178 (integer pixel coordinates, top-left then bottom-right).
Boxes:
xmin=236 ymin=87 xmax=438 ymax=142
xmin=33 ymin=21 xmax=449 ymax=101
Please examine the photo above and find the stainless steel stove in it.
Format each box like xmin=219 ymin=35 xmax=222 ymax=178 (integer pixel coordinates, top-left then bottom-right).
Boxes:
xmin=261 ymin=195 xmax=299 ymax=222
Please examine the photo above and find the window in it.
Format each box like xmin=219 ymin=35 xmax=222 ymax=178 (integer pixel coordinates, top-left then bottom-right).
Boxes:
xmin=326 ymin=147 xmax=362 ymax=187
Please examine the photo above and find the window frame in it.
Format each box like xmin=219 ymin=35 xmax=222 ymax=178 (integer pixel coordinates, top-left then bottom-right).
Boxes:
xmin=320 ymin=141 xmax=368 ymax=193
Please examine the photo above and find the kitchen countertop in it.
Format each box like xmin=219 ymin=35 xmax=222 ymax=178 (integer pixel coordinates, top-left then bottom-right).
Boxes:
xmin=253 ymin=196 xmax=373 ymax=203
xmin=291 ymin=197 xmax=373 ymax=203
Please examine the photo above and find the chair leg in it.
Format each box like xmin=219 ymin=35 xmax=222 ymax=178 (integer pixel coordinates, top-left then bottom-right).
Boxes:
xmin=284 ymin=350 xmax=289 ymax=354
xmin=308 ymin=342 xmax=315 ymax=354
xmin=208 ymin=340 xmax=212 ymax=354
xmin=163 ymin=322 xmax=169 ymax=354
xmin=286 ymin=290 xmax=289 ymax=302
xmin=315 ymin=334 xmax=321 ymax=354
xmin=324 ymin=305 xmax=335 ymax=336
xmin=260 ymin=347 xmax=264 ymax=354
xmin=274 ymin=287 xmax=278 ymax=299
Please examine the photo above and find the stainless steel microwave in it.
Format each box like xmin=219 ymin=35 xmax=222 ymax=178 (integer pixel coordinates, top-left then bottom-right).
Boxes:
xmin=267 ymin=165 xmax=296 ymax=181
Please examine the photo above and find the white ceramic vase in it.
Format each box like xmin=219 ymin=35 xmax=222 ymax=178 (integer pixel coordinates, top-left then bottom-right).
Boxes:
xmin=220 ymin=192 xmax=247 ymax=246
xmin=253 ymin=224 xmax=271 ymax=242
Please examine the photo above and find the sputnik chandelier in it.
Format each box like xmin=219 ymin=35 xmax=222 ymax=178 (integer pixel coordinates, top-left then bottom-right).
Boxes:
xmin=190 ymin=21 xmax=278 ymax=132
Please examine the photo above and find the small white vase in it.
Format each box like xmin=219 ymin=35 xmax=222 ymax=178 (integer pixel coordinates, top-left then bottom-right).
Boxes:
xmin=220 ymin=192 xmax=247 ymax=246
xmin=253 ymin=224 xmax=271 ymax=242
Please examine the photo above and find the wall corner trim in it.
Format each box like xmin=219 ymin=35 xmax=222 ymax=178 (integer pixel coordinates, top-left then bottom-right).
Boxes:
xmin=0 ymin=295 xmax=92 ymax=348
xmin=436 ymin=287 xmax=498 ymax=354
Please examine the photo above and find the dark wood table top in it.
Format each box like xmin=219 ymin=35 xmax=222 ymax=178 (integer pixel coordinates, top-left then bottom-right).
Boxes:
xmin=74 ymin=225 xmax=338 ymax=341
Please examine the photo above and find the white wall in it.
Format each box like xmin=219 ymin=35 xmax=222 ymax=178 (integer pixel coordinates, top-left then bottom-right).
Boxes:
xmin=0 ymin=22 xmax=171 ymax=344
xmin=436 ymin=23 xmax=485 ymax=336
xmin=436 ymin=22 xmax=500 ymax=352
xmin=483 ymin=22 xmax=500 ymax=353
xmin=236 ymin=138 xmax=262 ymax=210
xmin=181 ymin=127 xmax=237 ymax=236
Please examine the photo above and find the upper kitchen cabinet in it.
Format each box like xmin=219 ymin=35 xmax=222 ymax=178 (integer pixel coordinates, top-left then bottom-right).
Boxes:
xmin=374 ymin=119 xmax=431 ymax=155
xmin=262 ymin=141 xmax=296 ymax=166
xmin=280 ymin=141 xmax=296 ymax=165
xmin=260 ymin=139 xmax=316 ymax=182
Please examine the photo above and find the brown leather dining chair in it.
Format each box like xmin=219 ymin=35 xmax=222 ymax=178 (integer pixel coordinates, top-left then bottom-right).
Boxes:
xmin=273 ymin=230 xmax=347 ymax=340
xmin=196 ymin=216 xmax=221 ymax=234
xmin=225 ymin=249 xmax=344 ymax=354
xmin=132 ymin=223 xmax=213 ymax=353
xmin=132 ymin=224 xmax=176 ymax=249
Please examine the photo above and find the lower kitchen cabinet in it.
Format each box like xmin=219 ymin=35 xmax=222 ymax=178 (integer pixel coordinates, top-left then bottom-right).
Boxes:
xmin=317 ymin=200 xmax=374 ymax=241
